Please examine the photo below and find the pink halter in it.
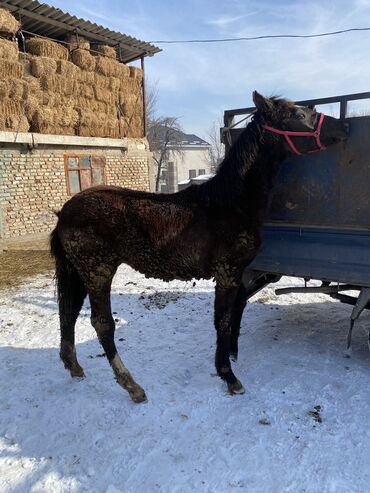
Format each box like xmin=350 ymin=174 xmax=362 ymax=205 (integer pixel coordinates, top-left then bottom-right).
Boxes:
xmin=261 ymin=112 xmax=326 ymax=155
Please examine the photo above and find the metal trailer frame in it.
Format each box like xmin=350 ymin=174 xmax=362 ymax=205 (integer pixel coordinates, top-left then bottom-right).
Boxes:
xmin=222 ymin=92 xmax=370 ymax=347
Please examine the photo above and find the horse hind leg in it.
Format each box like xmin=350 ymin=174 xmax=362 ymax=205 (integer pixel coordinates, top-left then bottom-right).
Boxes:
xmin=53 ymin=241 xmax=87 ymax=378
xmin=59 ymin=280 xmax=86 ymax=378
xmin=87 ymin=274 xmax=147 ymax=403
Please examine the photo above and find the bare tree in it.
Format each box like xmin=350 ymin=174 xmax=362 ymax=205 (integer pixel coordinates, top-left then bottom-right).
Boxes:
xmin=207 ymin=118 xmax=225 ymax=173
xmin=145 ymin=80 xmax=184 ymax=191
xmin=147 ymin=116 xmax=184 ymax=192
xmin=145 ymin=77 xmax=159 ymax=125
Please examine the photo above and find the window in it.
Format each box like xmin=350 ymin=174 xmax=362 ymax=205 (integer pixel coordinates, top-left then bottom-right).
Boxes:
xmin=198 ymin=169 xmax=206 ymax=175
xmin=189 ymin=169 xmax=197 ymax=179
xmin=65 ymin=155 xmax=106 ymax=194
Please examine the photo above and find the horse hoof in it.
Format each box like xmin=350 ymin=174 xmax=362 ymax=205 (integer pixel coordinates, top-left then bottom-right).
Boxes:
xmin=130 ymin=387 xmax=148 ymax=404
xmin=230 ymin=352 xmax=238 ymax=362
xmin=228 ymin=379 xmax=245 ymax=395
xmin=70 ymin=368 xmax=85 ymax=379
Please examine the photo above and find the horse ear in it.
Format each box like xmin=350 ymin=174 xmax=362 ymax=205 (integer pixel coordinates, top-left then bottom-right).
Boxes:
xmin=253 ymin=91 xmax=273 ymax=113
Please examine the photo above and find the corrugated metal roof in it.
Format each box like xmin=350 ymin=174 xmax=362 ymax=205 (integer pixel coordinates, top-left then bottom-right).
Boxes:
xmin=0 ymin=0 xmax=161 ymax=62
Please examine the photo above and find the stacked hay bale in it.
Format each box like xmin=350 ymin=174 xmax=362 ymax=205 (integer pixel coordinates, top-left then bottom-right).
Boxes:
xmin=0 ymin=8 xmax=144 ymax=138
xmin=26 ymin=38 xmax=78 ymax=135
xmin=0 ymin=8 xmax=29 ymax=132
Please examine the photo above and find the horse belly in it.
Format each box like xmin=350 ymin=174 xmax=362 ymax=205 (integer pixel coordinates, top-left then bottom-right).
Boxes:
xmin=120 ymin=239 xmax=211 ymax=282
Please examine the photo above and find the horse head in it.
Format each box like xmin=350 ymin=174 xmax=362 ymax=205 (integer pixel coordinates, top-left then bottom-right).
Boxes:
xmin=252 ymin=91 xmax=348 ymax=156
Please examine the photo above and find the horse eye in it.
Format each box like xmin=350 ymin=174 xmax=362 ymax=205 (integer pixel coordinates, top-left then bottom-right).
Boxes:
xmin=295 ymin=113 xmax=305 ymax=120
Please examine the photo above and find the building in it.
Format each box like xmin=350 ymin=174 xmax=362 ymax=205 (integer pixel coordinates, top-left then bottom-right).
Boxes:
xmin=0 ymin=0 xmax=160 ymax=246
xmin=157 ymin=131 xmax=211 ymax=193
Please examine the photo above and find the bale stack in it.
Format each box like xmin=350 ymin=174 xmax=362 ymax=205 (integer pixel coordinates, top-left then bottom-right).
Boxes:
xmin=25 ymin=38 xmax=78 ymax=135
xmin=0 ymin=10 xmax=29 ymax=132
xmin=0 ymin=8 xmax=144 ymax=138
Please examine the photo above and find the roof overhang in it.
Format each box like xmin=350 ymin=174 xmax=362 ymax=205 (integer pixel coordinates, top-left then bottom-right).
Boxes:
xmin=0 ymin=0 xmax=161 ymax=62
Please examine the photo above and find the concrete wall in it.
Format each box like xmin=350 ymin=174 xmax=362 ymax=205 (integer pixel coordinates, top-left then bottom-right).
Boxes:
xmin=0 ymin=134 xmax=152 ymax=241
xmin=158 ymin=146 xmax=211 ymax=192
xmin=174 ymin=147 xmax=211 ymax=183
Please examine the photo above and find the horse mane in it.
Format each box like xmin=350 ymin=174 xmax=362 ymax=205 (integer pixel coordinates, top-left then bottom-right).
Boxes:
xmin=193 ymin=115 xmax=264 ymax=209
xmin=192 ymin=96 xmax=296 ymax=209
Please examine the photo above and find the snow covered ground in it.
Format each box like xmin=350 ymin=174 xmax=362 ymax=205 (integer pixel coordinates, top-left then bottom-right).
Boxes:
xmin=0 ymin=264 xmax=369 ymax=493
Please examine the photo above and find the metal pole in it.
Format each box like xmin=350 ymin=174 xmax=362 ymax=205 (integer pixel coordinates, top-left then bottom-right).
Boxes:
xmin=141 ymin=55 xmax=147 ymax=137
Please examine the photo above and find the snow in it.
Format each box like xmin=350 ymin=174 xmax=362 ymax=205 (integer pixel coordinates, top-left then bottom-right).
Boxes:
xmin=0 ymin=265 xmax=370 ymax=493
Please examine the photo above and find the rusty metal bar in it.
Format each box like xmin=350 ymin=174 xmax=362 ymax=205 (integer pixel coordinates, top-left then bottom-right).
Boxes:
xmin=224 ymin=91 xmax=370 ymax=119
xmin=275 ymin=284 xmax=360 ymax=295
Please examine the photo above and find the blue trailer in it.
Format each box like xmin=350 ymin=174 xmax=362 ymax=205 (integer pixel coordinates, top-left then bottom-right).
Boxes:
xmin=222 ymin=92 xmax=370 ymax=347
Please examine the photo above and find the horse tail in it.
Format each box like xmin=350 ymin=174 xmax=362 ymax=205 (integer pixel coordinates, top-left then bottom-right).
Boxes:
xmin=50 ymin=224 xmax=87 ymax=322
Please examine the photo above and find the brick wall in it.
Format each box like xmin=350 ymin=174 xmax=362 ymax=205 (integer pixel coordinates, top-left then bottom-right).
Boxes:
xmin=0 ymin=137 xmax=152 ymax=240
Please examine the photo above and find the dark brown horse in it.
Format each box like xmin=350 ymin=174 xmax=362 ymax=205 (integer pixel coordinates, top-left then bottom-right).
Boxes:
xmin=50 ymin=92 xmax=347 ymax=402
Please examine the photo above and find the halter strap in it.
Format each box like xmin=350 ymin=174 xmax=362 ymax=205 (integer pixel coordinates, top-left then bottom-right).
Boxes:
xmin=261 ymin=112 xmax=326 ymax=155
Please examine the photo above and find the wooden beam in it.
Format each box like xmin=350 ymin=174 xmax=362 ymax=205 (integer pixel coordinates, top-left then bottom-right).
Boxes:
xmin=141 ymin=56 xmax=147 ymax=137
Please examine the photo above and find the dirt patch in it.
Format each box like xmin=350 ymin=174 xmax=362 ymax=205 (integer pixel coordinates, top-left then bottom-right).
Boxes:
xmin=139 ymin=291 xmax=182 ymax=310
xmin=0 ymin=250 xmax=54 ymax=291
xmin=307 ymin=405 xmax=322 ymax=423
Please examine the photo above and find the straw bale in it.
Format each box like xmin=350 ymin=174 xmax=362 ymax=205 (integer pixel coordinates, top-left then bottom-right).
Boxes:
xmin=0 ymin=58 xmax=23 ymax=79
xmin=0 ymin=80 xmax=8 ymax=99
xmin=108 ymin=76 xmax=120 ymax=92
xmin=4 ymin=114 xmax=29 ymax=132
xmin=119 ymin=76 xmax=141 ymax=93
xmin=117 ymin=63 xmax=130 ymax=78
xmin=40 ymin=73 xmax=77 ymax=96
xmin=125 ymin=115 xmax=143 ymax=138
xmin=23 ymin=94 xmax=40 ymax=120
xmin=78 ymin=110 xmax=97 ymax=127
xmin=32 ymin=108 xmax=77 ymax=135
xmin=24 ymin=75 xmax=41 ymax=98
xmin=0 ymin=8 xmax=20 ymax=35
xmin=77 ymin=97 xmax=116 ymax=116
xmin=78 ymin=125 xmax=95 ymax=137
xmin=19 ymin=52 xmax=32 ymax=76
xmin=95 ymin=56 xmax=121 ymax=77
xmin=78 ymin=82 xmax=94 ymax=99
xmin=94 ymin=85 xmax=116 ymax=105
xmin=8 ymin=78 xmax=26 ymax=101
xmin=77 ymin=111 xmax=120 ymax=138
xmin=24 ymin=76 xmax=43 ymax=121
xmin=71 ymin=49 xmax=96 ymax=71
xmin=32 ymin=108 xmax=53 ymax=129
xmin=129 ymin=66 xmax=143 ymax=81
xmin=59 ymin=106 xmax=79 ymax=128
xmin=66 ymin=34 xmax=90 ymax=51
xmin=79 ymin=70 xmax=96 ymax=84
xmin=92 ymin=44 xmax=116 ymax=59
xmin=56 ymin=59 xmax=81 ymax=79
xmin=118 ymin=92 xmax=142 ymax=117
xmin=26 ymin=38 xmax=68 ymax=60
xmin=0 ymin=39 xmax=18 ymax=59
xmin=103 ymin=118 xmax=120 ymax=138
xmin=30 ymin=56 xmax=57 ymax=78
xmin=0 ymin=99 xmax=22 ymax=116
xmin=93 ymin=72 xmax=110 ymax=89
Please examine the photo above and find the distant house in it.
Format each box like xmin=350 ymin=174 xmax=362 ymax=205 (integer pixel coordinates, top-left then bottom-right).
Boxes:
xmin=158 ymin=131 xmax=212 ymax=193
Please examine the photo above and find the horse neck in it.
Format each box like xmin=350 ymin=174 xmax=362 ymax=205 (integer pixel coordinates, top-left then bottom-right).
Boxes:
xmin=207 ymin=120 xmax=285 ymax=215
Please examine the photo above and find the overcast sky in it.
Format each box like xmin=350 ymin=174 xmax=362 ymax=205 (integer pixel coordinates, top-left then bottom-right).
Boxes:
xmin=51 ymin=0 xmax=370 ymax=139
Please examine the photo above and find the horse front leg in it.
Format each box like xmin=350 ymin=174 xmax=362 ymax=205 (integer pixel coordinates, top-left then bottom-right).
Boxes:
xmin=214 ymin=283 xmax=245 ymax=395
xmin=230 ymin=283 xmax=247 ymax=362
xmin=89 ymin=285 xmax=147 ymax=403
